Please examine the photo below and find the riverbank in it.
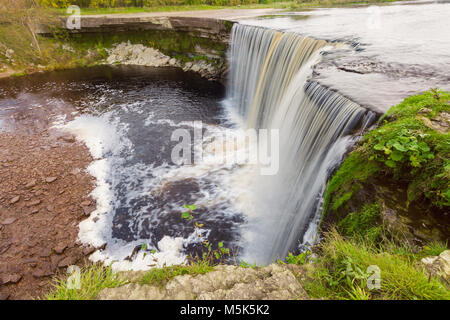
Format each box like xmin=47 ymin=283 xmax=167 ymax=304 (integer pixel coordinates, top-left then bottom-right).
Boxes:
xmin=0 ymin=92 xmax=99 ymax=299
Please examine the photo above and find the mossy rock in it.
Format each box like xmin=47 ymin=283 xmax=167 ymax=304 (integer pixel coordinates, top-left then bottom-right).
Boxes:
xmin=322 ymin=89 xmax=450 ymax=243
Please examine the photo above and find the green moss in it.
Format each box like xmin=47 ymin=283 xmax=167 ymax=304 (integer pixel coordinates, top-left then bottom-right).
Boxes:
xmin=322 ymin=151 xmax=380 ymax=219
xmin=323 ymin=90 xmax=449 ymax=228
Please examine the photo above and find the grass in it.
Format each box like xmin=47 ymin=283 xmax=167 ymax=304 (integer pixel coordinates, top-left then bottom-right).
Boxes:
xmin=44 ymin=259 xmax=214 ymax=299
xmin=139 ymin=259 xmax=214 ymax=287
xmin=297 ymin=230 xmax=450 ymax=300
xmin=44 ymin=264 xmax=127 ymax=300
xmin=337 ymin=202 xmax=382 ymax=242
xmin=50 ymin=0 xmax=404 ymax=15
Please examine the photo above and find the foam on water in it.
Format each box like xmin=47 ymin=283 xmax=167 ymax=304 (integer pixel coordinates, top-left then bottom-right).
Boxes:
xmin=55 ymin=91 xmax=255 ymax=270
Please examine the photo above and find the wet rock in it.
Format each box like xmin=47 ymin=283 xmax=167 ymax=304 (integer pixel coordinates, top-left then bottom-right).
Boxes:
xmin=58 ymin=134 xmax=76 ymax=143
xmin=58 ymin=256 xmax=77 ymax=267
xmin=82 ymin=206 xmax=95 ymax=216
xmin=10 ymin=196 xmax=20 ymax=204
xmin=39 ymin=248 xmax=51 ymax=258
xmin=82 ymin=245 xmax=96 ymax=256
xmin=0 ymin=244 xmax=11 ymax=255
xmin=50 ymin=255 xmax=62 ymax=270
xmin=32 ymin=262 xmax=53 ymax=278
xmin=54 ymin=243 xmax=67 ymax=254
xmin=0 ymin=273 xmax=22 ymax=284
xmin=70 ymin=168 xmax=80 ymax=175
xmin=80 ymin=200 xmax=91 ymax=207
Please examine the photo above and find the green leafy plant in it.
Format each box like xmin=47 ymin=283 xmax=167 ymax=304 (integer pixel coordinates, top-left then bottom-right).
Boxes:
xmin=286 ymin=250 xmax=311 ymax=265
xmin=181 ymin=203 xmax=231 ymax=264
xmin=370 ymin=128 xmax=434 ymax=169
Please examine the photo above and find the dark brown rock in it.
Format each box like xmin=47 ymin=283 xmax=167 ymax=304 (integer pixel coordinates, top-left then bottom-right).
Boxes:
xmin=54 ymin=243 xmax=67 ymax=254
xmin=58 ymin=256 xmax=78 ymax=268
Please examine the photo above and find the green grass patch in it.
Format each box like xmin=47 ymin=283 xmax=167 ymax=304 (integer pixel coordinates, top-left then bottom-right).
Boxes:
xmin=337 ymin=203 xmax=381 ymax=241
xmin=44 ymin=264 xmax=127 ymax=300
xmin=421 ymin=241 xmax=448 ymax=257
xmin=139 ymin=260 xmax=214 ymax=287
xmin=299 ymin=231 xmax=450 ymax=300
xmin=46 ymin=0 xmax=406 ymax=16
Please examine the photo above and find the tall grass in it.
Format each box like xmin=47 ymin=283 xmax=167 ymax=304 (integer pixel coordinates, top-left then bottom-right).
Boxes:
xmin=301 ymin=230 xmax=449 ymax=300
xmin=45 ymin=264 xmax=127 ymax=300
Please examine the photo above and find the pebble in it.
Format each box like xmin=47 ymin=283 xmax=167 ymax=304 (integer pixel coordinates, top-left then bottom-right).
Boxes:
xmin=80 ymin=200 xmax=91 ymax=207
xmin=45 ymin=177 xmax=57 ymax=183
xmin=54 ymin=243 xmax=67 ymax=254
xmin=25 ymin=179 xmax=37 ymax=189
xmin=10 ymin=196 xmax=20 ymax=204
xmin=26 ymin=199 xmax=41 ymax=207
xmin=0 ymin=217 xmax=16 ymax=225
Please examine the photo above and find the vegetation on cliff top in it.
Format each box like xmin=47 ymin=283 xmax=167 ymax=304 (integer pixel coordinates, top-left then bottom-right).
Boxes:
xmin=292 ymin=230 xmax=449 ymax=300
xmin=323 ymin=89 xmax=449 ymax=227
xmin=294 ymin=89 xmax=450 ymax=300
xmin=38 ymin=0 xmax=402 ymax=14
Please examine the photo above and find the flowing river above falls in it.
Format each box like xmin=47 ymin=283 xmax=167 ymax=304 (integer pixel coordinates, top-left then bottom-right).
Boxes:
xmin=241 ymin=0 xmax=450 ymax=113
xmin=1 ymin=1 xmax=449 ymax=269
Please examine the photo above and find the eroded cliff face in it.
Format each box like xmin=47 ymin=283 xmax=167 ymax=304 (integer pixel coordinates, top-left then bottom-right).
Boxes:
xmin=35 ymin=16 xmax=234 ymax=82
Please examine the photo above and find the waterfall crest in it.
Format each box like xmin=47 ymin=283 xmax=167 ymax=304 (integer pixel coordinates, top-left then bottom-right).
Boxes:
xmin=227 ymin=24 xmax=373 ymax=263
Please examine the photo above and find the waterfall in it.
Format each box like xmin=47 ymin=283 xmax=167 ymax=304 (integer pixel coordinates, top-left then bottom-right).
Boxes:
xmin=227 ymin=24 xmax=374 ymax=264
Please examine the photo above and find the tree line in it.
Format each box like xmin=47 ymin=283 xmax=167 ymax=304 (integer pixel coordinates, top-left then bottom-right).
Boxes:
xmin=36 ymin=0 xmax=290 ymax=8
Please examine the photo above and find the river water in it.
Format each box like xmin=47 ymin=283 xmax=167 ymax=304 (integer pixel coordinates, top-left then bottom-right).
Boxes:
xmin=241 ymin=0 xmax=450 ymax=113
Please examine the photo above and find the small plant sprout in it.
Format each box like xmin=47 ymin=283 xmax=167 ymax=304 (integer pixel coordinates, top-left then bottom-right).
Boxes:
xmin=181 ymin=203 xmax=231 ymax=264
xmin=141 ymin=243 xmax=147 ymax=259
xmin=181 ymin=204 xmax=197 ymax=221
